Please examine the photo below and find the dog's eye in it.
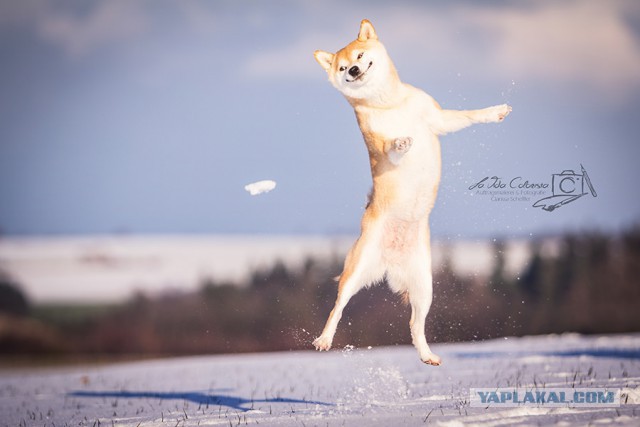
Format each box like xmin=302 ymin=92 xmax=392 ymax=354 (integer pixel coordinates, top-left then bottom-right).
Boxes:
xmin=339 ymin=66 xmax=346 ymax=72
xmin=357 ymin=52 xmax=364 ymax=60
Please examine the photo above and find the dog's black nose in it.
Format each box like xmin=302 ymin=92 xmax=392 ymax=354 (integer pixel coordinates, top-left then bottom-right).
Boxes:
xmin=348 ymin=66 xmax=360 ymax=77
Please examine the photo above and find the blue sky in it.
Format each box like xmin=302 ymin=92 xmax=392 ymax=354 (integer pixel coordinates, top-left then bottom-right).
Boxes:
xmin=1 ymin=0 xmax=639 ymax=239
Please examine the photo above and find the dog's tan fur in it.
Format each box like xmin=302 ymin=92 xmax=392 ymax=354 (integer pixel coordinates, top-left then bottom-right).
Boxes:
xmin=312 ymin=20 xmax=511 ymax=365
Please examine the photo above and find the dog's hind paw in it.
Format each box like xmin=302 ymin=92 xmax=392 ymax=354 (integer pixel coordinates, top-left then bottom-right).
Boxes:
xmin=393 ymin=136 xmax=413 ymax=153
xmin=421 ymin=352 xmax=442 ymax=366
xmin=313 ymin=336 xmax=333 ymax=352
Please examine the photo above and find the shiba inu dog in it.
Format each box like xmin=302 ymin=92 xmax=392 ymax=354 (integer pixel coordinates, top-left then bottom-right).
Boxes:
xmin=312 ymin=20 xmax=511 ymax=365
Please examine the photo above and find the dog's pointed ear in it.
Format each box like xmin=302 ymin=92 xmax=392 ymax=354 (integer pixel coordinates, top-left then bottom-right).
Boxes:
xmin=314 ymin=50 xmax=334 ymax=71
xmin=358 ymin=19 xmax=377 ymax=42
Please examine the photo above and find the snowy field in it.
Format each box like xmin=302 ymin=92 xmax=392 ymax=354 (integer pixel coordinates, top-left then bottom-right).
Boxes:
xmin=1 ymin=334 xmax=639 ymax=426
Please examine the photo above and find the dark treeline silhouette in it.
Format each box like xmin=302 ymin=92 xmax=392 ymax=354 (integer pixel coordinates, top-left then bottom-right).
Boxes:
xmin=1 ymin=226 xmax=639 ymax=356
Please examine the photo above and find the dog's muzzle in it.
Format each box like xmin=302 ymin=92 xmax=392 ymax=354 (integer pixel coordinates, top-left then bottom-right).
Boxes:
xmin=346 ymin=62 xmax=373 ymax=82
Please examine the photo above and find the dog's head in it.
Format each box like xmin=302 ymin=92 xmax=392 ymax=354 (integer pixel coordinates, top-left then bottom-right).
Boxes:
xmin=314 ymin=20 xmax=397 ymax=103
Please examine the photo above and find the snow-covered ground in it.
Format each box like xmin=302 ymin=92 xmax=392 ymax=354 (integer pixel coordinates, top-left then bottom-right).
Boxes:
xmin=0 ymin=235 xmax=531 ymax=303
xmin=1 ymin=333 xmax=638 ymax=426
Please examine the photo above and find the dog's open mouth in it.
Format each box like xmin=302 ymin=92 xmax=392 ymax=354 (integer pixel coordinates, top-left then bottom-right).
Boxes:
xmin=347 ymin=61 xmax=373 ymax=83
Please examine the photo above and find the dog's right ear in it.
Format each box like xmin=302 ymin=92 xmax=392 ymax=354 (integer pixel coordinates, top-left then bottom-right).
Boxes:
xmin=314 ymin=50 xmax=334 ymax=72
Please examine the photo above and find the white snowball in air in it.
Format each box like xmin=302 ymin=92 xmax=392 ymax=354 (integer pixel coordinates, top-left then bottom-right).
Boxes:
xmin=244 ymin=180 xmax=277 ymax=196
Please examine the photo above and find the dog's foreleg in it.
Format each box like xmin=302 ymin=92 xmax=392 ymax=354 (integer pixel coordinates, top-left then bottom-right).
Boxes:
xmin=432 ymin=104 xmax=511 ymax=135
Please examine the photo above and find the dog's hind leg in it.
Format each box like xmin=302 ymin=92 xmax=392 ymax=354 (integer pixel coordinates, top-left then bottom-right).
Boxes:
xmin=313 ymin=220 xmax=385 ymax=351
xmin=391 ymin=234 xmax=441 ymax=366
xmin=408 ymin=285 xmax=441 ymax=365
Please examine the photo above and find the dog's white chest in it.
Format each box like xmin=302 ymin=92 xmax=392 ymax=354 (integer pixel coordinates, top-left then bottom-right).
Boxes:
xmin=357 ymin=93 xmax=442 ymax=219
xmin=369 ymin=97 xmax=440 ymax=174
xmin=366 ymin=97 xmax=425 ymax=138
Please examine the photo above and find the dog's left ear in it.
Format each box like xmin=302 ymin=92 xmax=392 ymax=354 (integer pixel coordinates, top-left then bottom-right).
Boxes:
xmin=358 ymin=19 xmax=377 ymax=42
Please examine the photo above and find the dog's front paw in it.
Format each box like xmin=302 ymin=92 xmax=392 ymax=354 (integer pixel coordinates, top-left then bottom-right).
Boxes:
xmin=393 ymin=137 xmax=413 ymax=153
xmin=488 ymin=104 xmax=512 ymax=123
xmin=313 ymin=335 xmax=333 ymax=352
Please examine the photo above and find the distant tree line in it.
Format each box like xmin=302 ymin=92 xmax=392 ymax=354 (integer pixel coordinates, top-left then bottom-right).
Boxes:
xmin=1 ymin=225 xmax=639 ymax=356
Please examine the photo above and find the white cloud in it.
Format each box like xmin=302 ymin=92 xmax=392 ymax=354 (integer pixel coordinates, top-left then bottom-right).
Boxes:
xmin=244 ymin=33 xmax=345 ymax=80
xmin=3 ymin=1 xmax=639 ymax=103
xmin=36 ymin=0 xmax=148 ymax=57
xmin=454 ymin=1 xmax=640 ymax=98
xmin=0 ymin=1 xmax=45 ymax=27
xmin=244 ymin=1 xmax=640 ymax=104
